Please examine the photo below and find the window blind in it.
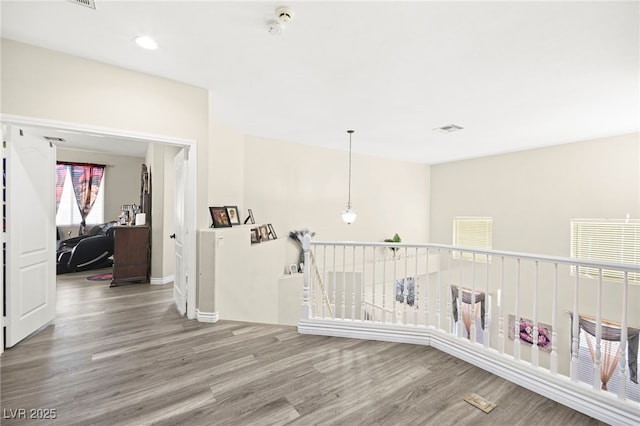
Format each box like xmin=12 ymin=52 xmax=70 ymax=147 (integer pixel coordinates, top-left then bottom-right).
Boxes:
xmin=453 ymin=217 xmax=493 ymax=262
xmin=570 ymin=219 xmax=639 ymax=283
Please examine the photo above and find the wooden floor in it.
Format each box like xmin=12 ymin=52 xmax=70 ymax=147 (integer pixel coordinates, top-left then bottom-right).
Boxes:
xmin=1 ymin=270 xmax=603 ymax=426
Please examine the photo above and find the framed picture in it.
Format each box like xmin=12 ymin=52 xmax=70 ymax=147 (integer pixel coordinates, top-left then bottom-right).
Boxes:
xmin=225 ymin=205 xmax=241 ymax=225
xmin=289 ymin=264 xmax=298 ymax=274
xmin=209 ymin=206 xmax=232 ymax=228
xmin=250 ymin=228 xmax=260 ymax=244
xmin=268 ymin=223 xmax=277 ymax=239
xmin=508 ymin=314 xmax=552 ymax=352
xmin=259 ymin=225 xmax=269 ymax=242
xmin=244 ymin=208 xmax=255 ymax=225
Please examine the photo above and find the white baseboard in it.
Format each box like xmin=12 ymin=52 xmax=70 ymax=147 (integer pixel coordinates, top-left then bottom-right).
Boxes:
xmin=150 ymin=275 xmax=174 ymax=285
xmin=196 ymin=310 xmax=219 ymax=323
xmin=298 ymin=319 xmax=639 ymax=426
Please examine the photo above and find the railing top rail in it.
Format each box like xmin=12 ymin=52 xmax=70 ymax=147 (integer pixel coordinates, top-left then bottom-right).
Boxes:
xmin=309 ymin=240 xmax=640 ymax=273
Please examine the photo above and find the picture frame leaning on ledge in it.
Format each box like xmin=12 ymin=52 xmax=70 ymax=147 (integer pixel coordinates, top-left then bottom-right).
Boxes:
xmin=268 ymin=223 xmax=277 ymax=239
xmin=210 ymin=206 xmax=232 ymax=228
xmin=225 ymin=205 xmax=241 ymax=225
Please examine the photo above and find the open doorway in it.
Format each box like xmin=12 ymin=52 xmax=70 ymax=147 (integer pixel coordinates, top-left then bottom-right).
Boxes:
xmin=1 ymin=115 xmax=198 ymax=352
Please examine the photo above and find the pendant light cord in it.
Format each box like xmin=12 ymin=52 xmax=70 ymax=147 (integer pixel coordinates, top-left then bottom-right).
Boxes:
xmin=347 ymin=130 xmax=353 ymax=208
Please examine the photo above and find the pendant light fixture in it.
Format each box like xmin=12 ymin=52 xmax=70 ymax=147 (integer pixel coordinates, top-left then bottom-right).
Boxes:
xmin=341 ymin=130 xmax=357 ymax=224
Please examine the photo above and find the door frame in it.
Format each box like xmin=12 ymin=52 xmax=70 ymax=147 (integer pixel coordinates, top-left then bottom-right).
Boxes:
xmin=0 ymin=114 xmax=199 ymax=341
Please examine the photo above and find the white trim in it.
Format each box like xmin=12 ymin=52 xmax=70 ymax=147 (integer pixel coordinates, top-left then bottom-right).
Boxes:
xmin=196 ymin=310 xmax=219 ymax=323
xmin=185 ymin=143 xmax=197 ymax=320
xmin=298 ymin=319 xmax=639 ymax=426
xmin=150 ymin=275 xmax=175 ymax=285
xmin=0 ymin=114 xmax=195 ymax=147
xmin=0 ymin=114 xmax=198 ymax=324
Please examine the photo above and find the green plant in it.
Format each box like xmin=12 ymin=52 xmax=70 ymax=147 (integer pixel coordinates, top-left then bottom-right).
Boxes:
xmin=384 ymin=233 xmax=401 ymax=253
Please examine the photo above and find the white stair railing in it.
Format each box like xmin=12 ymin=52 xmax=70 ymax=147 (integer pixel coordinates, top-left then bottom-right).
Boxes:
xmin=300 ymin=239 xmax=640 ymax=426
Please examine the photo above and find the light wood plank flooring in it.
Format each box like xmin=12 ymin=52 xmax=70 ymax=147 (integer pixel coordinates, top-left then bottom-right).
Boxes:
xmin=1 ymin=270 xmax=603 ymax=425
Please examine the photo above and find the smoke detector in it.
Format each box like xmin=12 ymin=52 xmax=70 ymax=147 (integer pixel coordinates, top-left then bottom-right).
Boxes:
xmin=276 ymin=6 xmax=295 ymax=23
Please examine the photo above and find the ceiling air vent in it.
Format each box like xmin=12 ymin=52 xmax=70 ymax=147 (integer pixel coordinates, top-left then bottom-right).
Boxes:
xmin=43 ymin=136 xmax=66 ymax=142
xmin=67 ymin=0 xmax=96 ymax=9
xmin=434 ymin=124 xmax=464 ymax=133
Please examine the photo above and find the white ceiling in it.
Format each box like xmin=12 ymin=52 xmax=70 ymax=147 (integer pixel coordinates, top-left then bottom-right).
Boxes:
xmin=1 ymin=1 xmax=638 ymax=164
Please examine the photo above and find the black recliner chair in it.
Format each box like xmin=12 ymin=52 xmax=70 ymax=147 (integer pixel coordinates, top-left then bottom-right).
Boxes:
xmin=56 ymin=222 xmax=117 ymax=274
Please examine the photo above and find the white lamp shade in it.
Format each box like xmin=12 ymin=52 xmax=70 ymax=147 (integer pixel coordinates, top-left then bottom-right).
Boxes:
xmin=341 ymin=208 xmax=357 ymax=224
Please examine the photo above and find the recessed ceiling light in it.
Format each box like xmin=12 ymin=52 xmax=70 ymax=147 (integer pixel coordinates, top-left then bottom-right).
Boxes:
xmin=134 ymin=36 xmax=158 ymax=50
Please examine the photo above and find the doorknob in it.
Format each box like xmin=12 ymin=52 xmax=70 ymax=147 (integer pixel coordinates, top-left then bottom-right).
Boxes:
xmin=169 ymin=234 xmax=176 ymax=239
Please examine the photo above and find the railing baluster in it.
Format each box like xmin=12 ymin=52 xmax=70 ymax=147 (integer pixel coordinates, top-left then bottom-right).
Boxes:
xmin=594 ymin=268 xmax=603 ymax=391
xmin=458 ymin=250 xmax=463 ymax=338
xmin=471 ymin=253 xmax=477 ymax=343
xmin=301 ymin=234 xmax=310 ymax=321
xmin=570 ymin=271 xmax=580 ymax=382
xmin=550 ymin=262 xmax=558 ymax=374
xmin=332 ymin=245 xmax=337 ymax=320
xmin=532 ymin=260 xmax=539 ymax=367
xmin=382 ymin=249 xmax=387 ymax=324
xmin=310 ymin=246 xmax=316 ymax=318
xmin=403 ymin=247 xmax=408 ymax=325
xmin=351 ymin=245 xmax=356 ymax=320
xmin=341 ymin=245 xmax=346 ymax=320
xmin=372 ymin=249 xmax=377 ymax=322
xmin=484 ymin=253 xmax=490 ymax=348
xmin=498 ymin=256 xmax=504 ymax=354
xmin=424 ymin=248 xmax=430 ymax=327
xmin=436 ymin=249 xmax=444 ymax=331
xmin=618 ymin=271 xmax=629 ymax=401
xmin=514 ymin=258 xmax=521 ymax=361
xmin=414 ymin=247 xmax=419 ymax=326
xmin=392 ymin=251 xmax=398 ymax=324
xmin=322 ymin=245 xmax=327 ymax=319
xmin=361 ymin=246 xmax=366 ymax=321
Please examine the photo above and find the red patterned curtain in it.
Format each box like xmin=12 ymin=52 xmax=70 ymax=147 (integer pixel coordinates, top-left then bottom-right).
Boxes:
xmin=69 ymin=164 xmax=105 ymax=236
xmin=55 ymin=163 xmax=68 ymax=212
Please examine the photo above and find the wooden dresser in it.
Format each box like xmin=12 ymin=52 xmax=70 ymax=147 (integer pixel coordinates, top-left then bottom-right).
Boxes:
xmin=111 ymin=225 xmax=150 ymax=286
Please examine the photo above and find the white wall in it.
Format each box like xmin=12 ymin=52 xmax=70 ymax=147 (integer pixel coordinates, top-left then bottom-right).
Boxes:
xmin=430 ymin=133 xmax=640 ymax=256
xmin=57 ymin=148 xmax=143 ymax=223
xmin=209 ymin=112 xmax=245 ymax=209
xmin=242 ymin=134 xmax=431 ymax=268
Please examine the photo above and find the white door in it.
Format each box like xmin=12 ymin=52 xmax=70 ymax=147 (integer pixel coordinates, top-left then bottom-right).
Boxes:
xmin=4 ymin=126 xmax=56 ymax=347
xmin=173 ymin=148 xmax=187 ymax=315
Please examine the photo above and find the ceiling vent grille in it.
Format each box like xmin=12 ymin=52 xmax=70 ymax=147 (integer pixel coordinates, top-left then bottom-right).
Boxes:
xmin=434 ymin=124 xmax=464 ymax=133
xmin=43 ymin=136 xmax=66 ymax=142
xmin=67 ymin=0 xmax=96 ymax=9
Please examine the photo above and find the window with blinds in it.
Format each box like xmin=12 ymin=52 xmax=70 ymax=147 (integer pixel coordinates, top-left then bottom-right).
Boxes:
xmin=570 ymin=219 xmax=639 ymax=283
xmin=452 ymin=217 xmax=493 ymax=262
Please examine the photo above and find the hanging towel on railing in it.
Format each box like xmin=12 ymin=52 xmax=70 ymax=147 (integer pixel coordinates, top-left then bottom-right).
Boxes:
xmin=451 ymin=286 xmax=486 ymax=330
xmin=569 ymin=313 xmax=639 ymax=384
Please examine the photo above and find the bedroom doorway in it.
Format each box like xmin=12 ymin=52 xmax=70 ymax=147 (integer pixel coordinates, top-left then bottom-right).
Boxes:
xmin=1 ymin=115 xmax=198 ymax=353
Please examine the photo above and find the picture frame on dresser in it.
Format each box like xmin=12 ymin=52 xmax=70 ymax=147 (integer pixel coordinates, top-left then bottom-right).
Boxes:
xmin=210 ymin=206 xmax=232 ymax=228
xmin=225 ymin=205 xmax=241 ymax=225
